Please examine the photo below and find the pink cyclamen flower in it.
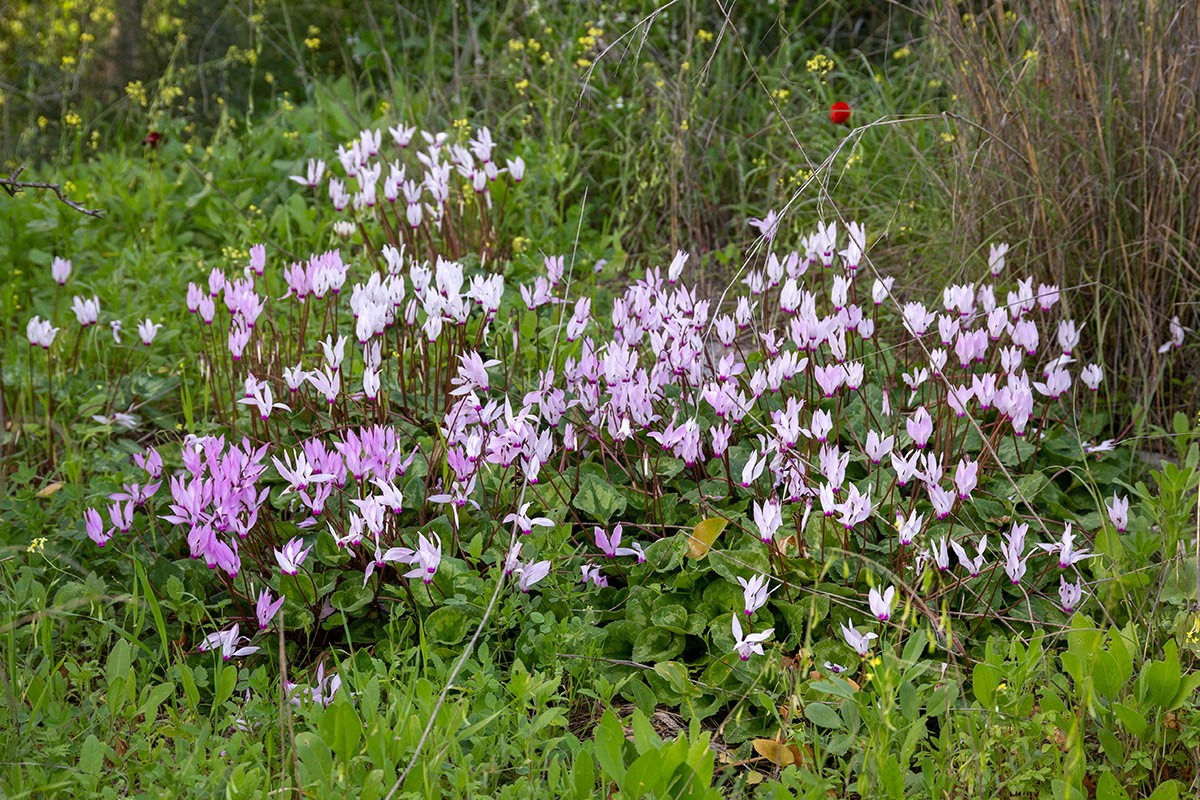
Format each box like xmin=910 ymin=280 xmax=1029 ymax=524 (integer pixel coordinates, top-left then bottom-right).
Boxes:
xmin=732 ymin=614 xmax=774 ymax=661
xmin=1058 ymin=576 xmax=1084 ymax=614
xmin=954 ymin=459 xmax=979 ymax=499
xmin=256 ymin=589 xmax=285 ymax=629
xmin=1106 ymin=495 xmax=1128 ymax=533
xmin=907 ymin=407 xmax=934 ymax=449
xmin=403 ymin=532 xmax=442 ymax=584
xmin=840 ymin=622 xmax=877 ymax=657
xmin=868 ymin=586 xmax=895 ymax=621
xmin=595 ymin=524 xmax=643 ymax=560
xmin=753 ymin=499 xmax=784 ymax=544
xmin=85 ymin=508 xmax=110 ymax=547
xmin=137 ymin=319 xmax=162 ymax=345
xmin=52 ymin=256 xmax=72 ymax=285
xmin=737 ymin=573 xmax=775 ymax=616
xmin=274 ymin=536 xmax=312 ymax=575
xmin=1037 ymin=524 xmax=1096 ymax=568
xmin=517 ymin=561 xmax=551 ymax=592
xmin=199 ymin=623 xmax=259 ymax=661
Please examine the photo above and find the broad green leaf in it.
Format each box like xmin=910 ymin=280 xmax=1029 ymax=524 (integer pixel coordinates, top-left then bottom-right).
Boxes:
xmin=295 ymin=731 xmax=333 ymax=788
xmin=632 ymin=626 xmax=685 ymax=663
xmin=880 ymin=753 xmax=904 ymax=800
xmin=651 ymin=604 xmax=689 ymax=634
xmin=571 ymin=748 xmax=595 ymax=799
xmin=214 ymin=664 xmax=237 ymax=711
xmin=78 ymin=734 xmax=104 ymax=776
xmin=593 ymin=711 xmax=626 ymax=783
xmin=803 ymin=702 xmax=845 ymax=729
xmin=686 ymin=517 xmax=727 ymax=559
xmin=425 ymin=605 xmax=470 ymax=645
xmin=320 ymin=698 xmax=362 ymax=764
xmin=1092 ymin=651 xmax=1124 ymax=699
xmin=973 ymin=663 xmax=1000 ymax=709
xmin=1113 ymin=702 xmax=1148 ymax=738
xmin=572 ymin=473 xmax=627 ymax=523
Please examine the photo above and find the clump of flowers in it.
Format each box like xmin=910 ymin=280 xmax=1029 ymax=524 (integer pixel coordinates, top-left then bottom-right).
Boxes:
xmin=46 ymin=122 xmax=1187 ymax=676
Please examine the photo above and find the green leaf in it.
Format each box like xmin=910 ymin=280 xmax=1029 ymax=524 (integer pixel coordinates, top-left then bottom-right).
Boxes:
xmin=1092 ymin=651 xmax=1124 ymax=699
xmin=804 ymin=702 xmax=845 ymax=729
xmin=214 ymin=664 xmax=237 ymax=711
xmin=880 ymin=754 xmax=904 ymax=800
xmin=973 ymin=663 xmax=1000 ymax=709
xmin=78 ymin=734 xmax=104 ymax=776
xmin=898 ymin=681 xmax=919 ymax=722
xmin=1147 ymin=780 xmax=1181 ymax=800
xmin=1145 ymin=640 xmax=1181 ymax=709
xmin=632 ymin=626 xmax=685 ymax=663
xmin=594 ymin=711 xmax=626 ymax=783
xmin=573 ymin=473 xmax=627 ymax=522
xmin=571 ymin=747 xmax=595 ymax=800
xmin=425 ymin=605 xmax=470 ymax=645
xmin=320 ymin=698 xmax=362 ymax=764
xmin=1113 ymin=702 xmax=1148 ymax=738
xmin=1087 ymin=771 xmax=1118 ymax=799
xmin=651 ymin=604 xmax=689 ymax=634
xmin=295 ymin=731 xmax=333 ymax=788
xmin=331 ymin=581 xmax=372 ymax=614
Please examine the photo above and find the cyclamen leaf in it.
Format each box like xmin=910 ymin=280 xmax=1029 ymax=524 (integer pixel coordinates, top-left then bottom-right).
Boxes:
xmin=572 ymin=473 xmax=626 ymax=522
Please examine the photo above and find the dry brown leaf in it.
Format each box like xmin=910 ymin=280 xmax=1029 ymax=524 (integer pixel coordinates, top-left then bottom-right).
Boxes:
xmin=752 ymin=739 xmax=795 ymax=766
xmin=37 ymin=482 xmax=64 ymax=498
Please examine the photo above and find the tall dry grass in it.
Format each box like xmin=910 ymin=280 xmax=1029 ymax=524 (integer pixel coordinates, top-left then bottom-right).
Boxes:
xmin=931 ymin=0 xmax=1200 ymax=426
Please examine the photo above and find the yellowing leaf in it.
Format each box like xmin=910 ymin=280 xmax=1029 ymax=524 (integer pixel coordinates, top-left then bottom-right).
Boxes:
xmin=752 ymin=739 xmax=795 ymax=766
xmin=744 ymin=771 xmax=765 ymax=785
xmin=37 ymin=482 xmax=63 ymax=498
xmin=687 ymin=517 xmax=728 ymax=559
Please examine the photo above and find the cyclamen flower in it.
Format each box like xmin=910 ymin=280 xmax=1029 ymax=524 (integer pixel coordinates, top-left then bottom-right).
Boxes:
xmin=289 ymin=158 xmax=326 ymax=188
xmin=403 ymin=532 xmax=442 ymax=584
xmin=954 ymin=459 xmax=979 ymax=499
xmin=85 ymin=508 xmax=110 ymax=547
xmin=52 ymin=256 xmax=72 ymax=285
xmin=595 ymin=524 xmax=643 ymax=560
xmin=906 ymin=407 xmax=934 ymax=449
xmin=256 ymin=590 xmax=285 ymax=629
xmin=748 ymin=210 xmax=780 ymax=242
xmin=950 ymin=536 xmax=988 ymax=577
xmin=503 ymin=502 xmax=554 ymax=536
xmin=731 ymin=615 xmax=774 ymax=661
xmin=868 ymin=585 xmax=895 ymax=621
xmin=26 ymin=316 xmax=60 ymax=349
xmin=896 ymin=510 xmax=924 ymax=546
xmin=1058 ymin=576 xmax=1085 ymax=614
xmin=199 ymin=623 xmax=259 ymax=661
xmin=1037 ymin=524 xmax=1095 ymax=568
xmin=737 ymin=573 xmax=776 ymax=616
xmin=581 ymin=562 xmax=608 ymax=588
xmin=275 ymin=536 xmax=312 ymax=575
xmin=752 ymin=498 xmax=784 ymax=544
xmin=137 ymin=319 xmax=162 ymax=345
xmin=1106 ymin=495 xmax=1128 ymax=533
xmin=840 ymin=622 xmax=877 ymax=657
xmin=988 ymin=242 xmax=1009 ymax=276
xmin=72 ymin=295 xmax=100 ymax=327
xmin=516 ymin=561 xmax=551 ymax=592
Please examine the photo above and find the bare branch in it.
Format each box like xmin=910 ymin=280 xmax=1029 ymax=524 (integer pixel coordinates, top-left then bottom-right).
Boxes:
xmin=1 ymin=167 xmax=104 ymax=218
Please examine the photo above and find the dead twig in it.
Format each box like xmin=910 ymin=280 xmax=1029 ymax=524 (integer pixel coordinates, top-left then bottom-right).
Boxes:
xmin=1 ymin=166 xmax=104 ymax=218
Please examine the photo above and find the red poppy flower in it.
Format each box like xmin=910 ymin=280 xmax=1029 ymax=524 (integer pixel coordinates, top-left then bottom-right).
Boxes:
xmin=830 ymin=102 xmax=851 ymax=125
